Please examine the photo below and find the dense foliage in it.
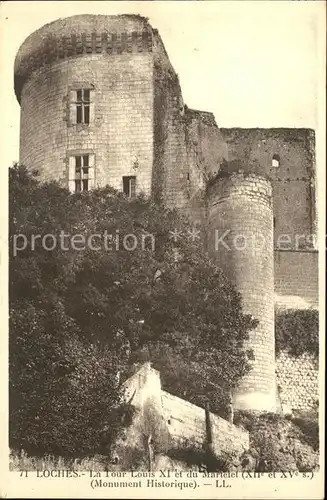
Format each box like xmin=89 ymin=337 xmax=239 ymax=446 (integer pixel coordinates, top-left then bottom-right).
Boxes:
xmin=234 ymin=411 xmax=319 ymax=473
xmin=9 ymin=165 xmax=258 ymax=457
xmin=275 ymin=309 xmax=319 ymax=357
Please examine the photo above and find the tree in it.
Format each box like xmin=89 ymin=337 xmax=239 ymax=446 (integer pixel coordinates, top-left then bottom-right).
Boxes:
xmin=9 ymin=165 xmax=258 ymax=457
xmin=275 ymin=309 xmax=319 ymax=357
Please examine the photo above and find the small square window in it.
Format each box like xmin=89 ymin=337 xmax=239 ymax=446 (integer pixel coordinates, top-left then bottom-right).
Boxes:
xmin=272 ymin=154 xmax=280 ymax=168
xmin=123 ymin=176 xmax=136 ymax=198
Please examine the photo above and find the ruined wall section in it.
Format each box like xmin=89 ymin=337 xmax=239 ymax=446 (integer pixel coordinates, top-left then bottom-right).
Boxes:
xmin=152 ymin=37 xmax=197 ymax=214
xmin=183 ymin=108 xmax=228 ymax=226
xmin=185 ymin=108 xmax=227 ymax=181
xmin=220 ymin=128 xmax=317 ymax=249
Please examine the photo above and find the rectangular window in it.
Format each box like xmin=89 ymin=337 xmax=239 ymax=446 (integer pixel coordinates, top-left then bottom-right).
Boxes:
xmin=123 ymin=176 xmax=136 ymax=198
xmin=74 ymin=89 xmax=91 ymax=124
xmin=72 ymin=155 xmax=91 ymax=192
xmin=68 ymin=153 xmax=95 ymax=193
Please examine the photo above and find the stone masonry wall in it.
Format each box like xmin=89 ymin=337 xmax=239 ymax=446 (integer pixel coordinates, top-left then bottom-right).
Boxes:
xmin=274 ymin=250 xmax=319 ymax=310
xmin=274 ymin=249 xmax=319 ymax=412
xmin=19 ymin=54 xmax=154 ymax=194
xmin=161 ymin=391 xmax=249 ymax=456
xmin=208 ymin=173 xmax=275 ymax=411
xmin=220 ymin=128 xmax=317 ymax=249
xmin=274 ymin=250 xmax=319 ymax=411
xmin=276 ymin=351 xmax=319 ymax=412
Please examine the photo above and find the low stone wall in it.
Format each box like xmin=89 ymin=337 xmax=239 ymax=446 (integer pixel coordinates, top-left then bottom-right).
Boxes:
xmin=161 ymin=390 xmax=206 ymax=445
xmin=122 ymin=363 xmax=249 ymax=463
xmin=276 ymin=350 xmax=319 ymax=412
xmin=161 ymin=390 xmax=249 ymax=455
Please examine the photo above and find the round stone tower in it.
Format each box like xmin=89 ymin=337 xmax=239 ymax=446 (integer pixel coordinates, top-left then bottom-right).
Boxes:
xmin=14 ymin=14 xmax=164 ymax=195
xmin=208 ymin=170 xmax=276 ymax=412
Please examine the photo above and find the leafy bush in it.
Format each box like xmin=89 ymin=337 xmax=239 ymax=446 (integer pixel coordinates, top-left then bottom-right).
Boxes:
xmin=291 ymin=412 xmax=319 ymax=451
xmin=275 ymin=309 xmax=319 ymax=357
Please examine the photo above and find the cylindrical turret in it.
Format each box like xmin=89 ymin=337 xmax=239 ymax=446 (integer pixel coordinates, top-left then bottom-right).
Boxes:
xmin=14 ymin=14 xmax=160 ymax=195
xmin=208 ymin=171 xmax=276 ymax=411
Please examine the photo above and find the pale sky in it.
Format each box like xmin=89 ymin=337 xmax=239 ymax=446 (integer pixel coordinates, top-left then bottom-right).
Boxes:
xmin=0 ymin=0 xmax=325 ymax=168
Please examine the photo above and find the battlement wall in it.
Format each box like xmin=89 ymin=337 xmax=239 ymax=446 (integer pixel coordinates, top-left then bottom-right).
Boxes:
xmin=14 ymin=15 xmax=160 ymax=102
